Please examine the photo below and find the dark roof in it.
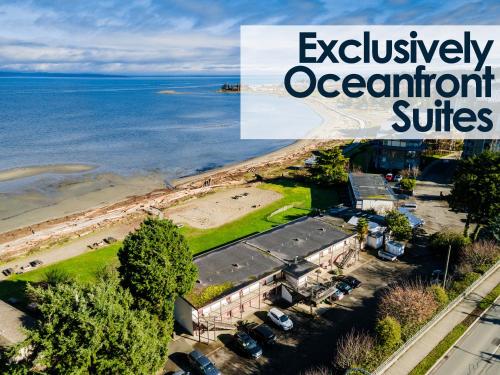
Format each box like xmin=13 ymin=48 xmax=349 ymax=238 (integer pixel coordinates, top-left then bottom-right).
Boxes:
xmin=349 ymin=173 xmax=396 ymax=201
xmin=284 ymin=260 xmax=319 ymax=278
xmin=194 ymin=242 xmax=284 ymax=289
xmin=189 ymin=215 xmax=354 ymax=307
xmin=246 ymin=216 xmax=352 ymax=262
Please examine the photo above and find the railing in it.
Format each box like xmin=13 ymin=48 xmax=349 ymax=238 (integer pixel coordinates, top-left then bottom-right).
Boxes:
xmin=373 ymin=260 xmax=500 ymax=375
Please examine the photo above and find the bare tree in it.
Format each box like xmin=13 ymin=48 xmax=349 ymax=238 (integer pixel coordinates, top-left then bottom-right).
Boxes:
xmin=378 ymin=280 xmax=437 ymax=329
xmin=335 ymin=329 xmax=374 ymax=370
xmin=460 ymin=240 xmax=499 ymax=270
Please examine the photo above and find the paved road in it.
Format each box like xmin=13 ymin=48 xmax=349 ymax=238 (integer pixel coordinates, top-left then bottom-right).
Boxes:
xmin=430 ymin=301 xmax=500 ymax=375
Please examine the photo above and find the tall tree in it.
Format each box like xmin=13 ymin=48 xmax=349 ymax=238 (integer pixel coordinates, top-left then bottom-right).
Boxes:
xmin=310 ymin=147 xmax=350 ymax=185
xmin=448 ymin=151 xmax=499 ymax=238
xmin=118 ymin=218 xmax=198 ymax=319
xmin=6 ymin=272 xmax=170 ymax=375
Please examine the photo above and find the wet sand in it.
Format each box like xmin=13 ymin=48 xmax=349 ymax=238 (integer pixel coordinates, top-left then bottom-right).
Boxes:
xmin=0 ymin=172 xmax=164 ymax=234
xmin=0 ymin=164 xmax=97 ymax=182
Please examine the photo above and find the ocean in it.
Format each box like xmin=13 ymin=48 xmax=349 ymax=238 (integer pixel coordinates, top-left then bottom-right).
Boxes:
xmin=0 ymin=75 xmax=297 ymax=187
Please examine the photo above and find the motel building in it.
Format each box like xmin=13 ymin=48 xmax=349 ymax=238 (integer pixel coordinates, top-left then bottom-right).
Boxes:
xmin=174 ymin=215 xmax=357 ymax=342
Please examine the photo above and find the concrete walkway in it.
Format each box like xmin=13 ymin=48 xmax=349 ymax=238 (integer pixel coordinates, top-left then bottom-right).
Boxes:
xmin=384 ymin=266 xmax=500 ymax=375
xmin=429 ymin=301 xmax=500 ymax=375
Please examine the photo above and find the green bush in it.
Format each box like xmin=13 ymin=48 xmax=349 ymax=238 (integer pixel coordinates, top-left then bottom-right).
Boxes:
xmin=428 ymin=285 xmax=449 ymax=307
xmin=449 ymin=272 xmax=481 ymax=298
xmin=385 ymin=210 xmax=412 ymax=241
xmin=429 ymin=231 xmax=471 ymax=263
xmin=375 ymin=316 xmax=401 ymax=350
xmin=400 ymin=178 xmax=416 ymax=191
xmin=43 ymin=268 xmax=73 ymax=286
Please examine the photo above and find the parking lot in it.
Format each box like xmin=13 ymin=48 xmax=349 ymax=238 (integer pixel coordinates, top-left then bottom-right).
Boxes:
xmin=166 ymin=247 xmax=440 ymax=375
xmin=165 ymin=158 xmax=464 ymax=375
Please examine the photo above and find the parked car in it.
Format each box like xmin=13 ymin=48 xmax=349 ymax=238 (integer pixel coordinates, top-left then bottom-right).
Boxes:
xmin=267 ymin=308 xmax=293 ymax=331
xmin=234 ymin=331 xmax=263 ymax=359
xmin=29 ymin=259 xmax=43 ymax=268
xmin=2 ymin=268 xmax=14 ymax=277
xmin=336 ymin=281 xmax=353 ymax=295
xmin=244 ymin=322 xmax=276 ymax=345
xmin=394 ymin=174 xmax=403 ymax=183
xmin=332 ymin=288 xmax=344 ymax=301
xmin=172 ymin=370 xmax=190 ymax=375
xmin=188 ymin=350 xmax=220 ymax=375
xmin=378 ymin=250 xmax=398 ymax=261
xmin=385 ymin=173 xmax=393 ymax=182
xmin=335 ymin=275 xmax=362 ymax=289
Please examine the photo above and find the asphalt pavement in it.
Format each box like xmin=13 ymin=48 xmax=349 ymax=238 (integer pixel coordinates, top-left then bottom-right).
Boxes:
xmin=430 ymin=301 xmax=500 ymax=375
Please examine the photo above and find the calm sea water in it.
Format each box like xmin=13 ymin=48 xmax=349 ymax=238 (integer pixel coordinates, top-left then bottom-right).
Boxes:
xmin=0 ymin=76 xmax=299 ymax=187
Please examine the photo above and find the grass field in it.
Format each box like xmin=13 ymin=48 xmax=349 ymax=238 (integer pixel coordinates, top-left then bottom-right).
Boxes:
xmin=0 ymin=179 xmax=339 ymax=306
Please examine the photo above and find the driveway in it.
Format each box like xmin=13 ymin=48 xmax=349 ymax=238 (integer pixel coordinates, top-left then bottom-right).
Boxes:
xmin=414 ymin=156 xmax=467 ymax=234
xmin=193 ymin=250 xmax=440 ymax=375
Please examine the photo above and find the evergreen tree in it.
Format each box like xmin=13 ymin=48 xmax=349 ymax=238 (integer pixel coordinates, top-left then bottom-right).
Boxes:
xmin=118 ymin=218 xmax=198 ymax=319
xmin=310 ymin=147 xmax=350 ymax=185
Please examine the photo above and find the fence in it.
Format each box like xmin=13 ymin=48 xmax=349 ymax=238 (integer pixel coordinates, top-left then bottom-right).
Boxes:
xmin=373 ymin=260 xmax=500 ymax=375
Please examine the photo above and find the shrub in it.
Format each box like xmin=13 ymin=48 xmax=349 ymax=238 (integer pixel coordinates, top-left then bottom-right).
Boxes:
xmin=449 ymin=272 xmax=481 ymax=298
xmin=460 ymin=240 xmax=499 ymax=272
xmin=385 ymin=210 xmax=412 ymax=241
xmin=335 ymin=329 xmax=374 ymax=370
xmin=375 ymin=316 xmax=401 ymax=350
xmin=428 ymin=285 xmax=448 ymax=308
xmin=378 ymin=280 xmax=438 ymax=330
xmin=429 ymin=231 xmax=471 ymax=263
xmin=400 ymin=178 xmax=416 ymax=192
xmin=42 ymin=269 xmax=73 ymax=286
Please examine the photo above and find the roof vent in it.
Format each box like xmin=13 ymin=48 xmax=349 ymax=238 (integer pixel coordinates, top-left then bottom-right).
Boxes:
xmin=232 ymin=263 xmax=240 ymax=268
xmin=318 ymin=227 xmax=326 ymax=232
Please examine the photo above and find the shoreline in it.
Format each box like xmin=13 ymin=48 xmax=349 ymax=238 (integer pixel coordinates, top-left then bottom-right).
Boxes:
xmin=0 ymin=139 xmax=339 ymax=261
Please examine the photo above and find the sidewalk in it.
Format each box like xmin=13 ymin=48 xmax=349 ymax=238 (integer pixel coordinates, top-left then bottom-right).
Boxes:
xmin=384 ymin=267 xmax=500 ymax=375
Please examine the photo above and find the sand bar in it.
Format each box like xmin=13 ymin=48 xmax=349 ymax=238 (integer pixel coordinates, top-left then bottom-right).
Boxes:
xmin=0 ymin=164 xmax=97 ymax=182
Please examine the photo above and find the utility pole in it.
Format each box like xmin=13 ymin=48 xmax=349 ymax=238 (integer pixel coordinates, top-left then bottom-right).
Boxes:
xmin=443 ymin=244 xmax=451 ymax=289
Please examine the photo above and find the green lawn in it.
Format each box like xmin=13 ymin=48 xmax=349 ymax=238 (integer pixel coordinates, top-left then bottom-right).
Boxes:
xmin=0 ymin=243 xmax=121 ymax=306
xmin=0 ymin=179 xmax=339 ymax=306
xmin=181 ymin=180 xmax=338 ymax=253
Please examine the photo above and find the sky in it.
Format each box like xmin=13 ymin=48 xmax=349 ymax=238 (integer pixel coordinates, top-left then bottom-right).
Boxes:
xmin=0 ymin=0 xmax=499 ymax=74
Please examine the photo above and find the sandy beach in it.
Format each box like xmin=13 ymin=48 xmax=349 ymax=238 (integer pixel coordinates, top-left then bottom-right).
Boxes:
xmin=0 ymin=139 xmax=339 ymax=262
xmin=0 ymin=164 xmax=97 ymax=182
